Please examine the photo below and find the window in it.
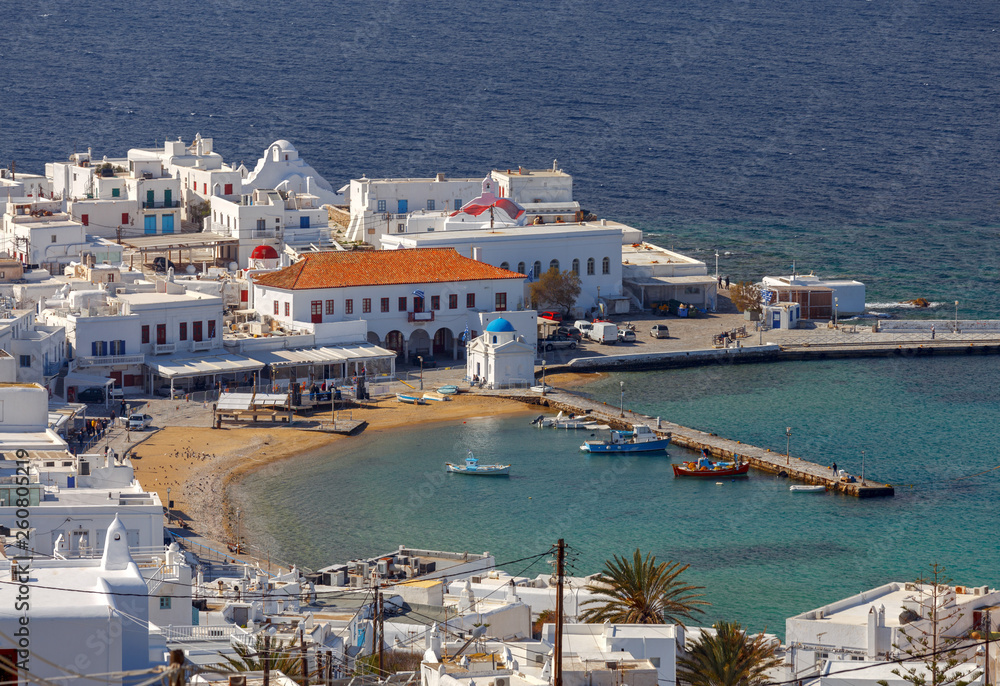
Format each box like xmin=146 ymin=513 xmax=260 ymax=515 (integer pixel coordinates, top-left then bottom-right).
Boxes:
xmin=454 ymin=199 xmax=462 ymax=210
xmin=156 ymin=324 xmax=167 ymax=345
xmin=549 ymin=259 xmax=559 ymax=272
xmin=533 ymin=261 xmax=542 ymax=277
xmin=224 ymin=183 xmax=233 ymax=195
xmin=466 ymin=293 xmax=475 ymax=308
xmin=572 ymin=258 xmax=580 ymax=275
xmin=141 ymin=325 xmax=149 ymax=344
xmin=326 ymin=299 xmax=335 ymax=315
xmin=449 ymin=294 xmax=458 ymax=309
xmin=431 ymin=295 xmax=440 ymax=310
xmin=81 ymin=214 xmax=89 ymax=226
xmin=273 ymin=300 xmax=279 ymax=315
xmin=362 ymin=298 xmax=372 ymax=313
xmin=51 ymin=234 xmax=57 ymax=243
xmin=208 ymin=320 xmax=216 ymax=338
xmin=345 ymin=299 xmax=353 ymax=315
xmin=602 ymin=256 xmax=611 ymax=275
xmin=192 ymin=321 xmax=203 ymax=342
xmin=18 ymin=355 xmax=30 ymax=368
xmin=517 ymin=262 xmax=525 ymax=274
xmin=159 ymin=596 xmax=171 ymax=610
xmin=377 ymin=199 xmax=386 ymax=213
xmin=495 ymin=292 xmax=507 ymax=311
xmin=256 ymin=219 xmax=266 ymax=230
xmin=381 ymin=297 xmax=389 ymax=312
xmin=397 ymin=223 xmax=405 ymax=233
xmin=500 ymin=262 xmax=509 ymax=271
xmin=299 ymin=216 xmax=310 ymax=229
xmin=398 ymin=296 xmax=407 ymax=312
xmin=111 ymin=187 xmax=120 ymax=198
xmin=121 ymin=212 xmax=129 ymax=225
xmin=587 ymin=257 xmax=595 ymax=275
xmin=111 ymin=340 xmax=125 ymax=355
xmin=203 ymin=183 xmax=207 ymax=194
xmin=284 ymin=302 xmax=290 ymax=317
xmin=427 ymin=199 xmax=435 ymax=210
xmin=179 ymin=322 xmax=187 ymax=341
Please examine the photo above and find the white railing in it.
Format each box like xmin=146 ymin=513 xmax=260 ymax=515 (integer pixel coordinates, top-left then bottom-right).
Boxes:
xmin=153 ymin=342 xmax=176 ymax=355
xmin=191 ymin=339 xmax=214 ymax=352
xmin=75 ymin=353 xmax=145 ymax=367
xmin=158 ymin=625 xmax=249 ymax=642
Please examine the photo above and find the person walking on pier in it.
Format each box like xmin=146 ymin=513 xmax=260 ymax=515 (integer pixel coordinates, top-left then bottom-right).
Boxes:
xmin=831 ymin=462 xmax=837 ymax=474
xmin=931 ymin=325 xmax=935 ymax=340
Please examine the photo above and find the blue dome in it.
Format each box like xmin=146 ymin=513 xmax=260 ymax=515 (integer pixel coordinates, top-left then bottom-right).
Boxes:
xmin=485 ymin=317 xmax=516 ymax=333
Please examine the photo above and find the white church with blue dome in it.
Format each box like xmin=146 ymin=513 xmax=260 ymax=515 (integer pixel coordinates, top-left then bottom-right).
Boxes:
xmin=466 ymin=316 xmax=536 ymax=389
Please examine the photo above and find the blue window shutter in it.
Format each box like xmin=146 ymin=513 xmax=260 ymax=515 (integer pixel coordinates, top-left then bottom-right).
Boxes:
xmin=91 ymin=341 xmax=98 ymax=356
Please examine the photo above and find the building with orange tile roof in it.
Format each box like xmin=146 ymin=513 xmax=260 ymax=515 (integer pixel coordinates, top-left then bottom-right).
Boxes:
xmin=251 ymin=248 xmax=530 ymax=361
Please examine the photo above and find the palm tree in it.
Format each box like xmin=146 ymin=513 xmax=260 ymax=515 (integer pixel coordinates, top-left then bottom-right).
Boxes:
xmin=677 ymin=621 xmax=781 ymax=686
xmin=579 ymin=549 xmax=708 ymax=625
xmin=212 ymin=635 xmax=303 ymax=677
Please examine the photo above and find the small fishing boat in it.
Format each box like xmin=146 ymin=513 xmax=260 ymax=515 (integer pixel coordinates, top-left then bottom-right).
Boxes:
xmin=580 ymin=425 xmax=672 ymax=453
xmin=532 ymin=411 xmax=600 ymax=429
xmin=437 ymin=385 xmax=459 ymax=395
xmin=423 ymin=392 xmax=451 ymax=402
xmin=397 ymin=393 xmax=425 ymax=405
xmin=446 ymin=451 xmax=510 ymax=476
xmin=672 ymin=451 xmax=750 ymax=477
xmin=789 ymin=484 xmax=827 ymax=493
xmin=530 ymin=384 xmax=555 ymax=393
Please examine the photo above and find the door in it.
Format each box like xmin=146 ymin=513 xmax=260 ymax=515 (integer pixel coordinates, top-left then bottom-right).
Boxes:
xmin=161 ymin=214 xmax=175 ymax=234
xmin=397 ymin=199 xmax=408 ymax=214
xmin=163 ymin=189 xmax=172 ymax=207
xmin=772 ymin=312 xmax=781 ymax=329
xmin=414 ymin=296 xmax=424 ymax=313
xmin=193 ymin=321 xmax=203 ymax=341
xmin=311 ymin=301 xmax=322 ymax=323
xmin=144 ymin=215 xmax=156 ymax=234
xmin=146 ymin=189 xmax=155 ymax=207
xmin=156 ymin=324 xmax=166 ymax=345
xmin=300 ymin=216 xmax=310 ymax=229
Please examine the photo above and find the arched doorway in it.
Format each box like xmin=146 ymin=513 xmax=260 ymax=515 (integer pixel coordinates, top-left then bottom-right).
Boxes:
xmin=409 ymin=329 xmax=431 ymax=360
xmin=367 ymin=331 xmax=382 ymax=346
xmin=433 ymin=328 xmax=455 ymax=358
xmin=385 ymin=330 xmax=405 ymax=353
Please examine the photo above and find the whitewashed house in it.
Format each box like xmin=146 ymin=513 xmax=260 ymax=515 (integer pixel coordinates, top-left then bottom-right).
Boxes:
xmin=0 ymin=517 xmax=153 ymax=680
xmin=242 ymin=140 xmax=344 ymax=205
xmin=1 ymin=200 xmax=93 ymax=273
xmin=159 ymin=134 xmax=243 ymax=219
xmin=466 ymin=317 xmax=536 ymax=388
xmin=0 ymin=307 xmax=65 ymax=391
xmin=621 ymin=242 xmax=717 ymax=313
xmin=251 ymin=248 xmax=527 ymax=361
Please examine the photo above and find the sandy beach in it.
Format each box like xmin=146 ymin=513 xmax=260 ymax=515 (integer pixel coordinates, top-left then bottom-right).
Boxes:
xmin=131 ymin=393 xmax=535 ymax=546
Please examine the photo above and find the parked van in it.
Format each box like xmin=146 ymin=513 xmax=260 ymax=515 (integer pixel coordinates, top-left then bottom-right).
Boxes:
xmin=590 ymin=322 xmax=619 ymax=344
xmin=574 ymin=320 xmax=595 ymax=339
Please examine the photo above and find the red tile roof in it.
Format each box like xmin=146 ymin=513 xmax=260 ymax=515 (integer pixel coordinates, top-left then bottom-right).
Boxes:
xmin=252 ymin=248 xmax=526 ymax=290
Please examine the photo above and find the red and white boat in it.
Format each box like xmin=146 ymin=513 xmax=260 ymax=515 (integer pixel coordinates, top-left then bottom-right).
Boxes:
xmin=672 ymin=451 xmax=750 ymax=478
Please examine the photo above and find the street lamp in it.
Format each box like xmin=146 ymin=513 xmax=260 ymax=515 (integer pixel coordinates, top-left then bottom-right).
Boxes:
xmin=955 ymin=300 xmax=959 ymax=332
xmin=236 ymin=507 xmax=241 ymax=555
xmin=715 ymin=250 xmax=719 ymax=281
xmin=861 ymin=450 xmax=866 ymax=486
xmin=619 ymin=381 xmax=625 ymax=418
xmin=166 ymin=487 xmax=171 ymax=525
xmin=596 ymin=286 xmax=601 ymax=317
xmin=785 ymin=427 xmax=792 ymax=465
xmin=541 ymin=360 xmax=547 ymax=396
xmin=417 ymin=356 xmax=424 ymax=390
xmin=834 ymin=297 xmax=839 ymax=328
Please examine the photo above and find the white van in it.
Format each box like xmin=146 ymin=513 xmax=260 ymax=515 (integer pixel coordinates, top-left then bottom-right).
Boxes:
xmin=574 ymin=320 xmax=595 ymax=339
xmin=590 ymin=322 xmax=619 ymax=344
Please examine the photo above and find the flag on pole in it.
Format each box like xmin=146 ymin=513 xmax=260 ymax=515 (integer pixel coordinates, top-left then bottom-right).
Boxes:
xmin=412 ymin=289 xmax=425 ymax=299
xmin=762 ymin=290 xmax=773 ymax=305
xmin=461 ymin=322 xmax=471 ymax=342
xmin=526 ymin=266 xmax=534 ymax=282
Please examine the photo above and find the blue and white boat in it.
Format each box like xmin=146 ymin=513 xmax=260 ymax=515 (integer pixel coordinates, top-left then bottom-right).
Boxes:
xmin=580 ymin=425 xmax=672 ymax=453
xmin=446 ymin=451 xmax=510 ymax=476
xmin=397 ymin=393 xmax=425 ymax=405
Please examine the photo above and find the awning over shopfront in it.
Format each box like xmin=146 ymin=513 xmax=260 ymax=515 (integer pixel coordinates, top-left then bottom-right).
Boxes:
xmin=246 ymin=343 xmax=396 ymax=370
xmin=151 ymin=353 xmax=264 ymax=380
xmin=624 ymin=274 xmax=719 ymax=307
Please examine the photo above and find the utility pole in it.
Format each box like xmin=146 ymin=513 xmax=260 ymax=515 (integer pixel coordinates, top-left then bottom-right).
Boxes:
xmin=554 ymin=539 xmax=565 ymax=686
xmin=300 ymin=626 xmax=309 ymax=686
xmin=263 ymin=633 xmax=271 ymax=686
xmin=985 ymin=611 xmax=991 ymax=686
xmin=377 ymin=588 xmax=384 ymax=677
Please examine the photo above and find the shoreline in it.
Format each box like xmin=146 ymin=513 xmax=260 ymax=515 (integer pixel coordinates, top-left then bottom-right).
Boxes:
xmin=132 ymin=394 xmax=538 ymax=549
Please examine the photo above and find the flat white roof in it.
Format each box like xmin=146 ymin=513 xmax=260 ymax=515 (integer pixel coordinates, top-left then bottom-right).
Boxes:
xmin=622 ymin=243 xmax=705 ymax=266
xmin=119 ymin=291 xmax=221 ymax=306
xmin=152 ymin=353 xmax=264 ymax=379
xmin=388 ymin=222 xmax=622 ymax=244
xmin=245 ymin=343 xmax=396 ymax=368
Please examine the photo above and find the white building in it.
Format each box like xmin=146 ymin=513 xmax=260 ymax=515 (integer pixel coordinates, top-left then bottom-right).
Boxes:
xmin=0 ymin=517 xmax=152 ymax=680
xmin=0 ymin=168 xmax=52 ymax=201
xmin=381 ymin=223 xmax=629 ymax=317
xmin=466 ymin=317 xmax=536 ymax=388
xmin=207 ymin=188 xmax=328 ymax=268
xmin=1 ymin=199 xmax=93 ymax=273
xmin=621 ymin=242 xmax=717 ymax=312
xmin=243 ymin=140 xmax=344 ymax=206
xmin=541 ymin=622 xmax=682 ymax=686
xmin=0 ymin=307 xmax=65 ymax=390
xmin=762 ymin=273 xmax=867 ymax=317
xmin=251 ymin=248 xmax=527 ymax=361
xmin=160 ymin=134 xmax=243 ymax=218
xmin=785 ymin=581 xmax=1000 ymax=680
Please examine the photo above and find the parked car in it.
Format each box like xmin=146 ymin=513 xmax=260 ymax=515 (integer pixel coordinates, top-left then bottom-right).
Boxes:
xmin=128 ymin=414 xmax=153 ymax=430
xmin=77 ymin=387 xmax=106 ymax=403
xmin=574 ymin=320 xmax=595 ymax=339
xmin=650 ymin=324 xmax=670 ymax=339
xmin=109 ymin=386 xmax=125 ymax=401
xmin=557 ymin=326 xmax=583 ymax=341
xmin=539 ymin=334 xmax=578 ymax=352
xmin=617 ymin=329 xmax=636 ymax=343
xmin=156 ymin=385 xmax=187 ymax=398
xmin=539 ymin=311 xmax=563 ymax=322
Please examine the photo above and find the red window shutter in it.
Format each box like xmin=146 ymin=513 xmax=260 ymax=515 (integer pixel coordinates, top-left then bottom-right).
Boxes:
xmin=224 ymin=183 xmax=233 ymax=195
xmin=121 ymin=212 xmax=129 ymax=224
xmin=81 ymin=214 xmax=89 ymax=226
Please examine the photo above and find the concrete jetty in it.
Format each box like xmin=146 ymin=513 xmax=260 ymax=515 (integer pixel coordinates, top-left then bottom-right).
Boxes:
xmin=491 ymin=387 xmax=894 ymax=498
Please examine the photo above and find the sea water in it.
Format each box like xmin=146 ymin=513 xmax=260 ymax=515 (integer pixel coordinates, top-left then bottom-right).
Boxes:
xmin=235 ymin=355 xmax=1000 ymax=635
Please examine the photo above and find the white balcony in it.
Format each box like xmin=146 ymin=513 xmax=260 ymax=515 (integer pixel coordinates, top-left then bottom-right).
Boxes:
xmin=191 ymin=339 xmax=214 ymax=352
xmin=152 ymin=343 xmax=176 ymax=355
xmin=75 ymin=354 xmax=145 ymax=367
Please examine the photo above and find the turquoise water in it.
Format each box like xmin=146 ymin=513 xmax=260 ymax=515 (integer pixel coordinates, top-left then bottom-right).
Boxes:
xmin=235 ymin=355 xmax=1000 ymax=636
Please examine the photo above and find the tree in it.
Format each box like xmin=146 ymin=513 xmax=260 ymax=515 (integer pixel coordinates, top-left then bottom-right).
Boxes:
xmin=677 ymin=620 xmax=782 ymax=686
xmin=212 ymin=635 xmax=303 ymax=677
xmin=529 ymin=268 xmax=581 ymax=315
xmin=579 ymin=549 xmax=708 ymax=626
xmin=879 ymin=564 xmax=982 ymax=686
xmin=729 ymin=281 xmax=763 ymax=314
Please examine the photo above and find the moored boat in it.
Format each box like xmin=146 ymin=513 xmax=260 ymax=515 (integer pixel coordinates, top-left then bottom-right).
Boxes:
xmin=672 ymin=451 xmax=750 ymax=477
xmin=437 ymin=385 xmax=459 ymax=395
xmin=446 ymin=451 xmax=510 ymax=476
xmin=580 ymin=425 xmax=671 ymax=453
xmin=423 ymin=392 xmax=451 ymax=402
xmin=789 ymin=484 xmax=827 ymax=493
xmin=533 ymin=411 xmax=601 ymax=429
xmin=397 ymin=393 xmax=425 ymax=405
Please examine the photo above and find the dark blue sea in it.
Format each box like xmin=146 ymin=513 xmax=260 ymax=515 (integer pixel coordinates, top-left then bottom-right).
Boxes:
xmin=5 ymin=0 xmax=1000 ymax=631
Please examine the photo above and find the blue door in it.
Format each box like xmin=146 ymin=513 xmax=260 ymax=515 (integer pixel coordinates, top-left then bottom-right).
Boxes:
xmin=772 ymin=312 xmax=781 ymax=329
xmin=397 ymin=199 xmax=408 ymax=214
xmin=162 ymin=214 xmax=175 ymax=234
xmin=144 ymin=215 xmax=156 ymax=234
xmin=299 ymin=215 xmax=310 ymax=229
